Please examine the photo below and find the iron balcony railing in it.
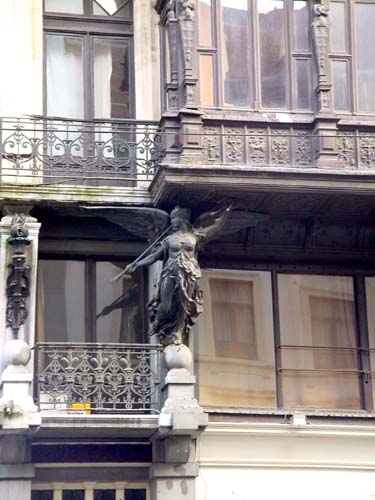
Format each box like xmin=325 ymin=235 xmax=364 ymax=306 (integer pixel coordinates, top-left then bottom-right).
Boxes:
xmin=34 ymin=342 xmax=163 ymax=413
xmin=0 ymin=116 xmax=163 ymax=185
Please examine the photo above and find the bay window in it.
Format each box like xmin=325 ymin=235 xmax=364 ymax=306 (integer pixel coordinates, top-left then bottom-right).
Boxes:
xmin=197 ymin=0 xmax=313 ymax=111
xmin=331 ymin=0 xmax=375 ymax=113
xmin=195 ymin=268 xmax=375 ymax=412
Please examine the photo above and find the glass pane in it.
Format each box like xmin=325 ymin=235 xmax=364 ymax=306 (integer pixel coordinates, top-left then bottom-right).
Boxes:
xmin=46 ymin=35 xmax=84 ymax=119
xmin=221 ymin=0 xmax=251 ymax=106
xmin=259 ymin=0 xmax=287 ymax=108
xmin=365 ymin=278 xmax=375 ymax=403
xmin=94 ymin=38 xmax=131 ymax=119
xmin=37 ymin=261 xmax=85 ymax=342
xmin=199 ymin=54 xmax=214 ymax=105
xmin=356 ymin=3 xmax=375 ymax=112
xmin=45 ymin=0 xmax=84 ymax=14
xmin=32 ymin=492 xmax=53 ymax=500
xmin=62 ymin=491 xmax=85 ymax=500
xmin=278 ymin=275 xmax=360 ymax=409
xmin=125 ymin=489 xmax=147 ymax=500
xmin=94 ymin=490 xmax=116 ymax=500
xmin=96 ymin=263 xmax=144 ymax=343
xmin=293 ymin=1 xmax=309 ymax=51
xmin=195 ymin=271 xmax=276 ymax=407
xmin=93 ymin=0 xmax=130 ymax=16
xmin=332 ymin=59 xmax=350 ymax=111
xmin=198 ymin=0 xmax=212 ymax=46
xmin=330 ymin=1 xmax=348 ymax=52
xmin=295 ymin=59 xmax=312 ymax=109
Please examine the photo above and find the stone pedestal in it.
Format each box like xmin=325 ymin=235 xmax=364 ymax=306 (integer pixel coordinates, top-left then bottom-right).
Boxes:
xmin=0 ymin=340 xmax=41 ymax=500
xmin=178 ymin=110 xmax=204 ymax=164
xmin=151 ymin=345 xmax=207 ymax=500
xmin=313 ymin=118 xmax=341 ymax=169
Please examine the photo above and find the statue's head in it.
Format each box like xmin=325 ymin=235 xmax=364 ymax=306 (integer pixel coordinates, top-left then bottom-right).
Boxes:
xmin=170 ymin=206 xmax=191 ymax=230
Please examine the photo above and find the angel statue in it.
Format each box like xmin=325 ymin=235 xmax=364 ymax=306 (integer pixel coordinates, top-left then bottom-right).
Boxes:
xmin=82 ymin=204 xmax=267 ymax=346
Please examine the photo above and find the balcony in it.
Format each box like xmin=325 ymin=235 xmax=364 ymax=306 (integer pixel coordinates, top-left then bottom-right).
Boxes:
xmin=0 ymin=117 xmax=163 ymax=187
xmin=33 ymin=343 xmax=163 ymax=414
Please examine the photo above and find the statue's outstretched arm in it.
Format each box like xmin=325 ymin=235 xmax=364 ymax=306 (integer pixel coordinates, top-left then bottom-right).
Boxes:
xmin=125 ymin=244 xmax=165 ymax=274
xmin=194 ymin=206 xmax=232 ymax=241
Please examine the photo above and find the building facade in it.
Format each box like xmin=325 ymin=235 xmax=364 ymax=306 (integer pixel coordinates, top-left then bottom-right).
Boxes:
xmin=2 ymin=0 xmax=375 ymax=499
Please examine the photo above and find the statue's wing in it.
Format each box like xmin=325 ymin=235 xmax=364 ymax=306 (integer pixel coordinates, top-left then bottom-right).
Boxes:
xmin=195 ymin=208 xmax=268 ymax=242
xmin=218 ymin=211 xmax=268 ymax=238
xmin=81 ymin=206 xmax=170 ymax=240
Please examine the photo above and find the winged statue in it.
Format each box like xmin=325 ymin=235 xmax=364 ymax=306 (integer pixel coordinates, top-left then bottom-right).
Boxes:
xmin=82 ymin=204 xmax=267 ymax=346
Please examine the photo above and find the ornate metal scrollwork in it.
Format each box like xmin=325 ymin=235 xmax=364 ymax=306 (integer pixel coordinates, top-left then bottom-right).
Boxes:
xmin=6 ymin=214 xmax=31 ymax=338
xmin=35 ymin=343 xmax=162 ymax=412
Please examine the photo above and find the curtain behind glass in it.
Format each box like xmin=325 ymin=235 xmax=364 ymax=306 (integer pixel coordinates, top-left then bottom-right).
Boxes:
xmin=94 ymin=38 xmax=131 ymax=119
xmin=195 ymin=271 xmax=276 ymax=408
xmin=46 ymin=35 xmax=84 ymax=119
xmin=278 ymin=274 xmax=360 ymax=409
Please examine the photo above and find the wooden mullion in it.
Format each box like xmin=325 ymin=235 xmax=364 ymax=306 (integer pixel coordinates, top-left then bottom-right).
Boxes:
xmin=354 ymin=275 xmax=374 ymax=411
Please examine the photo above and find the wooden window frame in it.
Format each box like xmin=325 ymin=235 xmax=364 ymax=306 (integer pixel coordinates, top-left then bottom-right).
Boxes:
xmin=196 ymin=0 xmax=313 ymax=112
xmin=43 ymin=0 xmax=135 ymax=120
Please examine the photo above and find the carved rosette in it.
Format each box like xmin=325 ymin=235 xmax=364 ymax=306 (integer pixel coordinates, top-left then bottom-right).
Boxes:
xmin=202 ymin=127 xmax=221 ymax=162
xmin=224 ymin=128 xmax=245 ymax=163
xmin=271 ymin=130 xmax=290 ymax=165
xmin=6 ymin=214 xmax=31 ymax=338
xmin=338 ymin=132 xmax=356 ymax=167
xmin=247 ymin=129 xmax=267 ymax=165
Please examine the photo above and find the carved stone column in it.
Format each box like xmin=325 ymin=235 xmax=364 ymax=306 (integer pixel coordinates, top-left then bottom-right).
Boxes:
xmin=150 ymin=344 xmax=207 ymax=500
xmin=0 ymin=205 xmax=41 ymax=372
xmin=311 ymin=0 xmax=341 ymax=168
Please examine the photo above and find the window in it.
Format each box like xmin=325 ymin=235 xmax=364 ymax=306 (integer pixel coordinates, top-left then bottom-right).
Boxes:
xmin=196 ymin=269 xmax=375 ymax=412
xmin=37 ymin=259 xmax=146 ymax=343
xmin=197 ymin=0 xmax=312 ymax=110
xmin=44 ymin=0 xmax=134 ymax=119
xmin=195 ymin=270 xmax=277 ymax=407
xmin=331 ymin=0 xmax=375 ymax=113
xmin=32 ymin=484 xmax=147 ymax=500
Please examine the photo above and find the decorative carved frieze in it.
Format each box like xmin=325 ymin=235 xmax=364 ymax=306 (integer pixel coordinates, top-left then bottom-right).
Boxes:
xmin=338 ymin=132 xmax=356 ymax=167
xmin=6 ymin=214 xmax=31 ymax=338
xmin=247 ymin=129 xmax=267 ymax=165
xmin=202 ymin=127 xmax=221 ymax=162
xmin=271 ymin=130 xmax=290 ymax=165
xmin=224 ymin=128 xmax=244 ymax=163
xmin=295 ymin=131 xmax=312 ymax=165
xmin=359 ymin=135 xmax=375 ymax=168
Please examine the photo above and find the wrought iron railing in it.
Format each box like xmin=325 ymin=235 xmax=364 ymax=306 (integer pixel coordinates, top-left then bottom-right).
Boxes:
xmin=34 ymin=342 xmax=163 ymax=413
xmin=0 ymin=117 xmax=163 ymax=185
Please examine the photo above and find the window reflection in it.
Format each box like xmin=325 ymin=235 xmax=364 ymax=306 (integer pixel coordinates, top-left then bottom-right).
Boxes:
xmin=195 ymin=271 xmax=276 ymax=407
xmin=259 ymin=0 xmax=287 ymax=108
xmin=96 ymin=263 xmax=144 ymax=343
xmin=355 ymin=3 xmax=375 ymax=113
xmin=278 ymin=275 xmax=360 ymax=409
xmin=37 ymin=260 xmax=144 ymax=344
xmin=221 ymin=0 xmax=251 ymax=106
